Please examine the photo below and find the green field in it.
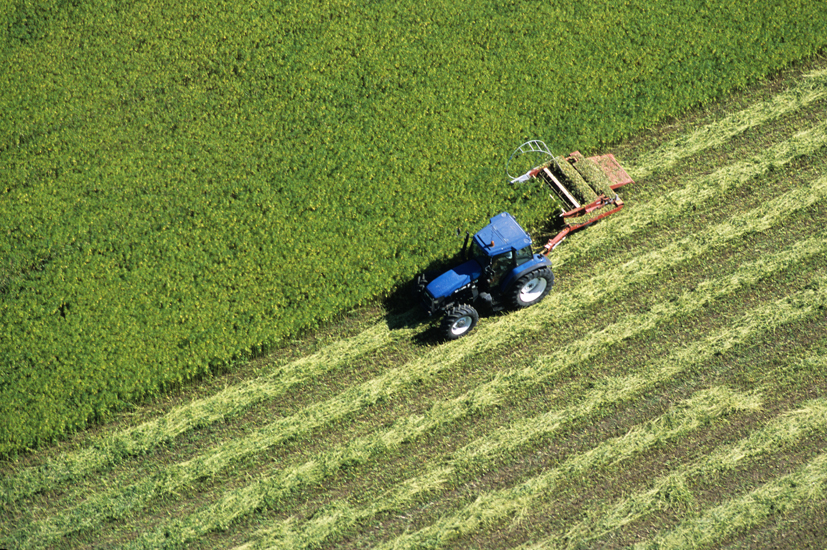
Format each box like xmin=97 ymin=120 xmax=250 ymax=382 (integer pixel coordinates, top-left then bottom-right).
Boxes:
xmin=3 ymin=0 xmax=827 ymax=454
xmin=2 ymin=56 xmax=826 ymax=548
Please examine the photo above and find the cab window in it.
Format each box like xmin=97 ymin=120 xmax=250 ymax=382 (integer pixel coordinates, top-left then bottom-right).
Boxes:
xmin=470 ymin=241 xmax=486 ymax=261
xmin=515 ymin=246 xmax=533 ymax=265
xmin=489 ymin=250 xmax=515 ymax=286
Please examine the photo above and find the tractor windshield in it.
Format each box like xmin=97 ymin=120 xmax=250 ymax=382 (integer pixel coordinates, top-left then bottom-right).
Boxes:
xmin=515 ymin=246 xmax=533 ymax=265
xmin=469 ymin=241 xmax=487 ymax=262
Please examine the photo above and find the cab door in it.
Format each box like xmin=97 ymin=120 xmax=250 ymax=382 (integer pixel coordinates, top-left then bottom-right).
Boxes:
xmin=487 ymin=250 xmax=515 ymax=288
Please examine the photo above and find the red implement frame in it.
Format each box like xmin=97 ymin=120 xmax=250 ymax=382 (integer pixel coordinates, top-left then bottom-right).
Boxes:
xmin=527 ymin=152 xmax=634 ymax=254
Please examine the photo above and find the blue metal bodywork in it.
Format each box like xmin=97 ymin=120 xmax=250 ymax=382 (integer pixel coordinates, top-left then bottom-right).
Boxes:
xmin=426 ymin=259 xmax=484 ymax=300
xmin=422 ymin=212 xmax=549 ymax=308
xmin=472 ymin=212 xmax=532 ymax=256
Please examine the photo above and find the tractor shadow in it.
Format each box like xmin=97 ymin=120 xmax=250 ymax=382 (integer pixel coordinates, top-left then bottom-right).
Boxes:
xmin=382 ymin=251 xmax=504 ymax=347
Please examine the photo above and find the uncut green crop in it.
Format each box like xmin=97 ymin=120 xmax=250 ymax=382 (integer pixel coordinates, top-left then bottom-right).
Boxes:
xmin=2 ymin=0 xmax=827 ymax=453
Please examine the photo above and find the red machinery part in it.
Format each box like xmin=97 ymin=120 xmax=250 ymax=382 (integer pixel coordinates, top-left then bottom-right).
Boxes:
xmin=540 ymin=153 xmax=633 ymax=254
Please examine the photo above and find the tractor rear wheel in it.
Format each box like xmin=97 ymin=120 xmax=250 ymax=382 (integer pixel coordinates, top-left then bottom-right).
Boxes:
xmin=441 ymin=304 xmax=479 ymax=340
xmin=509 ymin=267 xmax=554 ymax=308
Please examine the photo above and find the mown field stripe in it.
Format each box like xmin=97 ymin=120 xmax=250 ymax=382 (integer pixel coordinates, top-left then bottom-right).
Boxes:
xmin=566 ymin=383 xmax=827 ymax=550
xmin=512 ymin=396 xmax=827 ymax=550
xmin=245 ymin=388 xmax=761 ymax=550
xmin=626 ymin=67 xmax=827 ymax=180
xmin=0 ymin=311 xmax=418 ymax=506
xmin=527 ymin=170 xmax=827 ymax=332
xmin=235 ymin=284 xmax=826 ymax=550
xmin=368 ymin=286 xmax=827 ymax=550
xmin=124 ymin=215 xmax=827 ymax=549
xmin=558 ymin=119 xmax=827 ymax=266
xmin=522 ymin=354 xmax=827 ymax=548
xmin=633 ymin=452 xmax=827 ymax=550
xmin=17 ymin=172 xmax=827 ymax=549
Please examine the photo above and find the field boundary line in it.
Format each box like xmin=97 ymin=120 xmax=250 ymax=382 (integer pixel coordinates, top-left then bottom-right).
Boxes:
xmin=18 ymin=172 xmax=827 ymax=548
xmin=626 ymin=67 xmax=827 ymax=180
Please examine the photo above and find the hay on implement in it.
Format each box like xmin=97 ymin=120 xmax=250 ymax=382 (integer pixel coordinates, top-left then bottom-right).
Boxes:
xmin=568 ymin=151 xmax=617 ymax=198
xmin=548 ymin=156 xmax=598 ymax=206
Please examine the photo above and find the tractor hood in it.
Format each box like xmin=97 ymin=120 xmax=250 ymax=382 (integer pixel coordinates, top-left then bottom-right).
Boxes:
xmin=426 ymin=259 xmax=483 ymax=300
xmin=473 ymin=212 xmax=532 ymax=257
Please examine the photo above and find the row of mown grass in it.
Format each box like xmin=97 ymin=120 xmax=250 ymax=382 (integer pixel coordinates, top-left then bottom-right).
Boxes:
xmin=3 ymin=0 xmax=827 ymax=453
xmin=237 ymin=261 xmax=827 ymax=550
xmin=3 ymin=63 xmax=826 ymax=548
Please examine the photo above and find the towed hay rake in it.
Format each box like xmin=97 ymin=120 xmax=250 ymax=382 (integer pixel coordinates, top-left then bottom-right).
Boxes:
xmin=508 ymin=140 xmax=634 ymax=253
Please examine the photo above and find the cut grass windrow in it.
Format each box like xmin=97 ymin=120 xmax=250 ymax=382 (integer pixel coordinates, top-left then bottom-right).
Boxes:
xmin=633 ymin=452 xmax=827 ymax=550
xmin=17 ymin=171 xmax=827 ymax=549
xmin=236 ymin=387 xmax=762 ymax=550
xmin=365 ymin=286 xmax=827 ymax=550
xmin=511 ymin=398 xmax=827 ymax=550
xmin=626 ymin=67 xmax=827 ymax=180
xmin=130 ymin=234 xmax=827 ymax=550
xmin=559 ymin=118 xmax=827 ymax=266
xmin=230 ymin=277 xmax=827 ymax=548
xmin=527 ymin=383 xmax=827 ymax=550
xmin=0 ymin=311 xmax=419 ymax=506
xmin=552 ymin=170 xmax=827 ymax=306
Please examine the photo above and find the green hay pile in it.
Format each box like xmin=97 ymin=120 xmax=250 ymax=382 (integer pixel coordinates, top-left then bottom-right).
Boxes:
xmin=569 ymin=151 xmax=617 ymax=198
xmin=549 ymin=156 xmax=598 ymax=206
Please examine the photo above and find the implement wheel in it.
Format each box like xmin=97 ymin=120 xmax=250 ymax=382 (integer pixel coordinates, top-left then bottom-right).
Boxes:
xmin=509 ymin=267 xmax=554 ymax=308
xmin=441 ymin=304 xmax=479 ymax=340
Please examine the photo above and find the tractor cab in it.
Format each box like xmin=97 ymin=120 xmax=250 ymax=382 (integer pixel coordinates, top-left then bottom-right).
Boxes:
xmin=470 ymin=212 xmax=532 ymax=259
xmin=467 ymin=212 xmax=535 ymax=288
xmin=417 ymin=212 xmax=554 ymax=339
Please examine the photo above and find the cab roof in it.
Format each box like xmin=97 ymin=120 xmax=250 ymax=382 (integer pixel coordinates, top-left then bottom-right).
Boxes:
xmin=472 ymin=212 xmax=532 ymax=257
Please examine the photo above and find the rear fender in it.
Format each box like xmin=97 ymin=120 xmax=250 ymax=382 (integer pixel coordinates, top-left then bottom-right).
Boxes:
xmin=499 ymin=255 xmax=552 ymax=293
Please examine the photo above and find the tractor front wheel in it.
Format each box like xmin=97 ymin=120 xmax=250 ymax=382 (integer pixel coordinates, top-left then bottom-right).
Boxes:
xmin=509 ymin=267 xmax=554 ymax=308
xmin=441 ymin=304 xmax=479 ymax=340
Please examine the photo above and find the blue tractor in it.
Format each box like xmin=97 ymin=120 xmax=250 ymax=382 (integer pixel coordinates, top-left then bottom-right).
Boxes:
xmin=414 ymin=141 xmax=635 ymax=340
xmin=415 ymin=212 xmax=554 ymax=340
